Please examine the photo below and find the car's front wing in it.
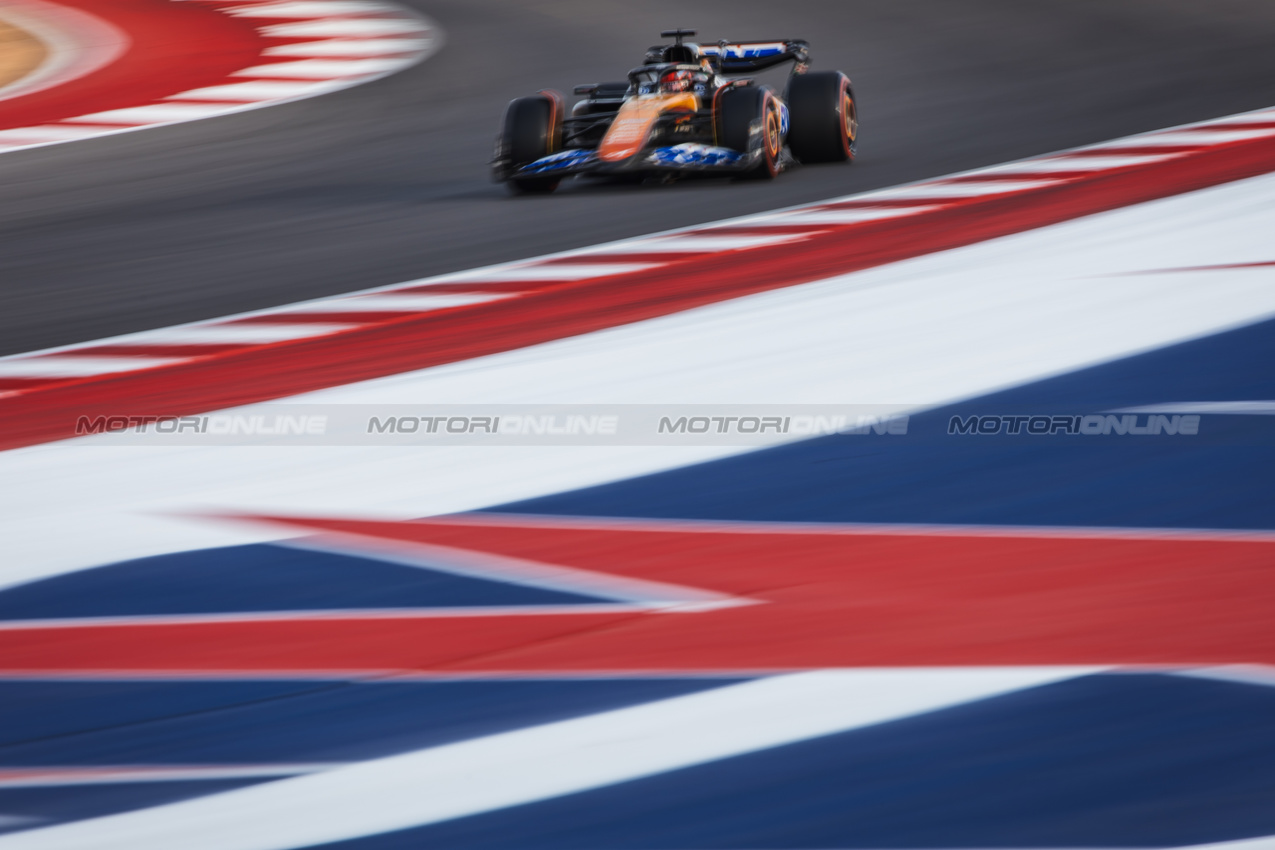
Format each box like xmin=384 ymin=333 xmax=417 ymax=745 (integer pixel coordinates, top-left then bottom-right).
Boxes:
xmin=508 ymin=144 xmax=759 ymax=180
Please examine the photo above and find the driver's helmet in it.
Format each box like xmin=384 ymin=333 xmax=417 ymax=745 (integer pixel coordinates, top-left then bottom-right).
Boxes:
xmin=659 ymin=69 xmax=696 ymax=93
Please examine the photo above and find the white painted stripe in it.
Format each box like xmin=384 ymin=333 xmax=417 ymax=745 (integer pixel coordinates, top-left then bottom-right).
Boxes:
xmin=222 ymin=1 xmax=391 ymax=16
xmin=409 ymin=513 xmax=1275 ymax=543
xmin=579 ymin=233 xmax=815 ymax=254
xmin=167 ymin=80 xmax=346 ymax=102
xmin=435 ymin=263 xmax=659 ymax=283
xmin=1175 ymin=664 xmax=1275 ymax=688
xmin=1188 ymin=835 xmax=1275 ymax=850
xmin=966 ymin=153 xmax=1181 ymax=175
xmin=0 ymin=125 xmax=123 ymax=142
xmin=0 ymin=669 xmax=1097 ymax=850
xmin=0 ymin=818 xmax=39 ymax=830
xmin=0 ymin=604 xmax=680 ymax=630
xmin=233 ymin=58 xmax=405 ymax=79
xmin=862 ymin=179 xmax=1060 ymax=200
xmin=0 ymin=764 xmax=337 ymax=788
xmin=1114 ymin=401 xmax=1275 ymax=415
xmin=0 ymin=357 xmax=181 ymax=377
xmin=1096 ymin=128 xmax=1275 ymax=148
xmin=282 ymin=294 xmax=507 ymax=313
xmin=1192 ymin=112 xmax=1275 ymax=127
xmin=768 ymin=205 xmax=941 ymax=225
xmin=262 ymin=38 xmax=430 ymax=57
xmin=116 ymin=323 xmax=356 ymax=345
xmin=65 ymin=104 xmax=234 ymax=125
xmin=259 ymin=18 xmax=426 ymax=38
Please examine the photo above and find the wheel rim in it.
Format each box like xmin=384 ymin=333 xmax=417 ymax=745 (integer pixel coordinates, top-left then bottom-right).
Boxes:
xmin=765 ymin=108 xmax=781 ymax=157
xmin=843 ymin=91 xmax=858 ymax=150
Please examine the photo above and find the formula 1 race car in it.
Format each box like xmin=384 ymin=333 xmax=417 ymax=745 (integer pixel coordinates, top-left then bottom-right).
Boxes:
xmin=492 ymin=29 xmax=857 ymax=193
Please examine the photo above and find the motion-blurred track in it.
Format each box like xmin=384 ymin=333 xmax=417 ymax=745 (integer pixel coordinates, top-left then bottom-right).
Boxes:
xmin=2 ymin=0 xmax=1275 ymax=356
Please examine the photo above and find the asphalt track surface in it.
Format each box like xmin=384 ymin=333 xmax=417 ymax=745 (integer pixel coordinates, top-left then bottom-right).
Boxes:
xmin=2 ymin=0 xmax=1275 ymax=357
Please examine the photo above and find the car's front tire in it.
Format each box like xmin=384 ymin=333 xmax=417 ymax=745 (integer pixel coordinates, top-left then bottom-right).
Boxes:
xmin=501 ymin=94 xmax=563 ymax=194
xmin=717 ymin=86 xmax=782 ymax=179
xmin=786 ymin=71 xmax=857 ymax=163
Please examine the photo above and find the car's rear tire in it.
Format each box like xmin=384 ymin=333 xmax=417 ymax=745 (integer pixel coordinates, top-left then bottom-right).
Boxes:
xmin=502 ymin=94 xmax=563 ymax=194
xmin=786 ymin=71 xmax=857 ymax=163
xmin=717 ymin=86 xmax=781 ymax=179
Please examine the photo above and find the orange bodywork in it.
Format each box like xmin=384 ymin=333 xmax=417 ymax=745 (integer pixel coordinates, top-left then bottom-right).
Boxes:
xmin=597 ymin=92 xmax=699 ymax=163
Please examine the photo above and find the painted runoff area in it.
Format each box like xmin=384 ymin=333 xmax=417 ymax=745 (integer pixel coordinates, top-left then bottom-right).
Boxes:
xmin=1 ymin=101 xmax=1274 ymax=847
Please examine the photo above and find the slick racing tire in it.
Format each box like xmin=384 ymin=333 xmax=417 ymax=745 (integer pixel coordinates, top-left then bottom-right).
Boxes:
xmin=717 ymin=86 xmax=782 ymax=179
xmin=503 ymin=94 xmax=563 ymax=194
xmin=786 ymin=71 xmax=857 ymax=163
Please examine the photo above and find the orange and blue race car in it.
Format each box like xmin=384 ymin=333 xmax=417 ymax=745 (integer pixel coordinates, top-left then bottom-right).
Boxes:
xmin=492 ymin=29 xmax=857 ymax=193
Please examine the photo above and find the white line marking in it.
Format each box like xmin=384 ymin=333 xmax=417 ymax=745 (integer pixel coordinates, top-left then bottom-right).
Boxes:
xmin=259 ymin=18 xmax=426 ymax=38
xmin=767 ymin=205 xmax=941 ymax=225
xmin=448 ymin=512 xmax=1275 ymax=542
xmin=114 ymin=323 xmax=357 ymax=345
xmin=434 ymin=263 xmax=660 ymax=283
xmin=579 ymin=233 xmax=816 ymax=253
xmin=965 ymin=154 xmax=1182 ymax=174
xmin=65 ymin=104 xmax=234 ymax=124
xmin=167 ymin=80 xmax=346 ymax=102
xmin=0 ymin=125 xmax=122 ymax=142
xmin=262 ymin=38 xmax=431 ymax=57
xmin=1174 ymin=664 xmax=1275 ymax=688
xmin=861 ymin=179 xmax=1061 ymax=200
xmin=222 ymin=1 xmax=392 ymax=16
xmin=281 ymin=294 xmax=507 ymax=313
xmin=0 ymin=356 xmax=181 ymax=377
xmin=1193 ymin=112 xmax=1275 ymax=127
xmin=233 ymin=58 xmax=404 ymax=79
xmin=0 ymin=764 xmax=339 ymax=788
xmin=1096 ymin=128 xmax=1275 ymax=147
xmin=0 ymin=669 xmax=1098 ymax=850
xmin=0 ymin=604 xmax=679 ymax=630
xmin=1113 ymin=400 xmax=1275 ymax=415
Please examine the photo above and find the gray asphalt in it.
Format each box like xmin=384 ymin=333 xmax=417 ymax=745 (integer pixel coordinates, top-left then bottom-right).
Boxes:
xmin=1 ymin=0 xmax=1274 ymax=356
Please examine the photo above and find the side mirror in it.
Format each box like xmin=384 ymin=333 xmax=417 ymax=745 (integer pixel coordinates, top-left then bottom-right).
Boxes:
xmin=573 ymin=84 xmax=598 ymax=95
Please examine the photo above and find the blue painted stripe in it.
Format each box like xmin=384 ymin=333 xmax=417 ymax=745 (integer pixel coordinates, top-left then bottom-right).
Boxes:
xmin=491 ymin=317 xmax=1275 ymax=529
xmin=0 ymin=678 xmax=744 ymax=767
xmin=0 ymin=680 xmax=330 ymax=748
xmin=0 ymin=543 xmax=609 ymax=621
xmin=310 ymin=674 xmax=1275 ymax=849
xmin=0 ymin=780 xmax=275 ymax=837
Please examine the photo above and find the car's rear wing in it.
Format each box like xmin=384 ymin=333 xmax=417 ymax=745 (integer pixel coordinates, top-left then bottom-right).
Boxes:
xmin=701 ymin=40 xmax=810 ymax=74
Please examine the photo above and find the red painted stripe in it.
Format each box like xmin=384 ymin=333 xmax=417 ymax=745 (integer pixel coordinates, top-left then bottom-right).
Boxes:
xmin=1 ymin=133 xmax=1273 ymax=451
xmin=0 ymin=377 xmax=63 ymax=392
xmin=3 ymin=515 xmax=1271 ymax=672
xmin=0 ymin=0 xmax=268 ymax=131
